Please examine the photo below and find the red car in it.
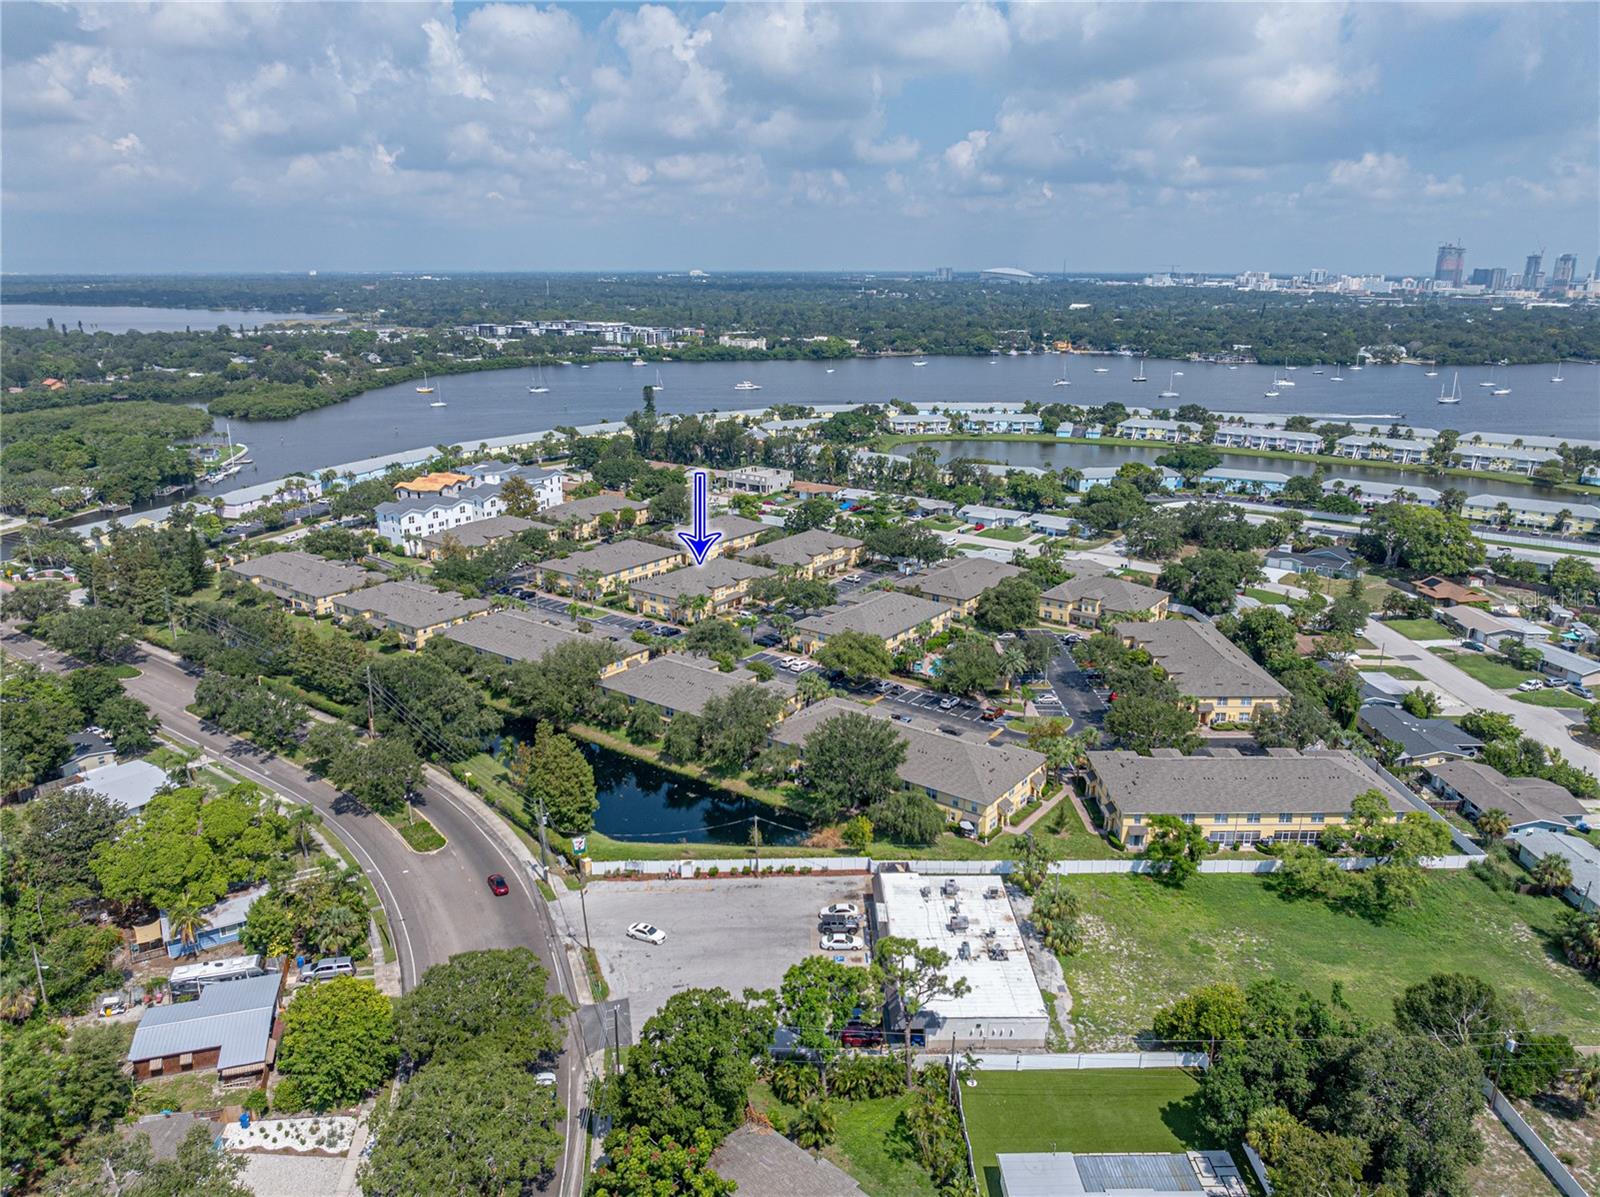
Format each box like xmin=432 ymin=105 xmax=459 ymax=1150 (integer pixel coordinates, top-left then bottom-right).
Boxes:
xmin=487 ymin=873 xmax=510 ymax=897
xmin=840 ymin=1025 xmax=886 ymax=1048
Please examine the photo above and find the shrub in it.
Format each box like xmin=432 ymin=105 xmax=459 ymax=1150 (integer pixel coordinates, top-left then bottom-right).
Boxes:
xmin=240 ymin=1089 xmax=270 ymax=1116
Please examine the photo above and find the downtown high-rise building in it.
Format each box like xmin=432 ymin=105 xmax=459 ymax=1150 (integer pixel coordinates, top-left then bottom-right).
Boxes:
xmin=1522 ymin=251 xmax=1544 ymax=290
xmin=1552 ymin=253 xmax=1578 ymax=285
xmin=1433 ymin=243 xmax=1466 ymax=285
xmin=1469 ymin=267 xmax=1508 ymax=291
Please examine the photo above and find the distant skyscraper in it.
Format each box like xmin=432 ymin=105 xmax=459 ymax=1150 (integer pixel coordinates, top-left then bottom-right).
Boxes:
xmin=1553 ymin=254 xmax=1578 ymax=285
xmin=1434 ymin=243 xmax=1466 ymax=285
xmin=933 ymin=266 xmax=953 ymax=282
xmin=1522 ymin=251 xmax=1544 ymax=291
xmin=1308 ymin=268 xmax=1328 ymax=284
xmin=1469 ymin=267 xmax=1508 ymax=291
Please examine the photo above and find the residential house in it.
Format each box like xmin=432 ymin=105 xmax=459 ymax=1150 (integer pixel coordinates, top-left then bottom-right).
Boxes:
xmin=1071 ymin=466 xmax=1180 ymax=493
xmin=532 ymin=493 xmax=649 ymax=540
xmin=628 ymin=557 xmax=775 ymax=622
xmin=1426 ymin=761 xmax=1589 ymax=832
xmin=1263 ymin=545 xmax=1359 ymax=579
xmin=391 ymin=470 xmax=471 ymax=499
xmin=1413 ymin=576 xmax=1491 ymax=607
xmin=996 ymin=1153 xmax=1245 ymax=1197
xmin=1358 ymin=706 xmax=1483 ymax=768
xmin=599 ymin=656 xmax=789 ymax=719
xmin=1039 ymin=574 xmax=1170 ymax=627
xmin=913 ymin=497 xmax=959 ymax=518
xmin=78 ymin=759 xmax=170 ymax=816
xmin=956 ymin=504 xmax=1030 ymax=528
xmin=773 ymin=699 xmax=1046 ymax=837
xmin=1333 ymin=435 xmax=1429 ymax=464
xmin=738 ymin=529 xmax=864 ymax=578
xmin=668 ymin=514 xmax=768 ymax=559
xmin=1057 ymin=422 xmax=1103 ymax=440
xmin=1461 ymin=495 xmax=1600 ymax=534
xmin=1325 ymin=479 xmax=1441 ymax=508
xmin=1115 ymin=418 xmax=1199 ymax=444
xmin=964 ymin=412 xmax=1043 ymax=435
xmin=1199 ymin=467 xmax=1290 ymax=495
xmin=1437 ymin=605 xmax=1528 ymax=648
xmin=225 ymin=551 xmax=382 ymax=615
xmin=1115 ymin=619 xmax=1289 ymax=724
xmin=720 ymin=466 xmax=794 ymax=495
xmin=441 ymin=609 xmax=647 ymax=677
xmin=791 ymin=592 xmax=953 ymax=655
xmin=59 ymin=731 xmax=117 ymax=778
xmin=1212 ymin=427 xmax=1324 ymax=454
xmin=534 ymin=540 xmax=686 ymax=596
xmin=1506 ymin=829 xmax=1600 ymax=912
xmin=888 ymin=414 xmax=952 ymax=436
xmin=1028 ymin=514 xmax=1080 ymax=538
xmin=1450 ymin=445 xmax=1562 ymax=476
xmin=127 ymin=969 xmax=283 ymax=1082
xmin=418 ymin=515 xmax=541 ymax=559
xmin=376 ymin=465 xmax=563 ymax=554
xmin=902 ymin=557 xmax=1024 ymax=616
xmin=1530 ymin=641 xmax=1600 ymax=688
xmin=330 ymin=580 xmax=489 ymax=647
xmin=158 ymin=885 xmax=267 ymax=959
xmin=1085 ymin=747 xmax=1412 ymax=848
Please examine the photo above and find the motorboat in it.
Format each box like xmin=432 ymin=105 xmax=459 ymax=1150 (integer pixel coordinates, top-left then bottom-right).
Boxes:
xmin=734 ymin=380 xmax=762 ymax=391
xmin=1093 ymin=366 xmax=1109 ymax=373
xmin=912 ymin=359 xmax=928 ymax=367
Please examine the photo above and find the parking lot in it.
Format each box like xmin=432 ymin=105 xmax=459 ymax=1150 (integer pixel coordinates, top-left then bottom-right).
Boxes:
xmin=557 ymin=875 xmax=872 ymax=1038
xmin=507 ymin=588 xmax=683 ymax=638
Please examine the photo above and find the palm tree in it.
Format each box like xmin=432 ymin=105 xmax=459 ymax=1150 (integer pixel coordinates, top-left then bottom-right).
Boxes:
xmin=312 ymin=904 xmax=365 ymax=958
xmin=1572 ymin=1055 xmax=1600 ymax=1112
xmin=790 ymin=1098 xmax=837 ymax=1150
xmin=1553 ymin=508 xmax=1572 ymax=534
xmin=165 ymin=891 xmax=212 ymax=958
xmin=998 ymin=642 xmax=1028 ymax=692
xmin=287 ymin=806 xmax=322 ymax=862
xmin=1475 ymin=808 xmax=1511 ymax=844
xmin=1495 ymin=501 xmax=1513 ymax=529
xmin=1533 ymin=853 xmax=1574 ymax=895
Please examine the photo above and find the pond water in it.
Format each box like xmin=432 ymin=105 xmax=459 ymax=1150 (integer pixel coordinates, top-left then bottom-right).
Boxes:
xmin=585 ymin=742 xmax=807 ymax=846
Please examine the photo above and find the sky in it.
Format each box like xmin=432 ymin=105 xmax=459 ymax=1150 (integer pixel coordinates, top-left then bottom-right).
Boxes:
xmin=3 ymin=1 xmax=1596 ymax=277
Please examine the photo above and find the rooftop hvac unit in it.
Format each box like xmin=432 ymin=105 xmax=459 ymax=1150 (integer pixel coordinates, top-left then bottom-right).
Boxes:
xmin=958 ymin=941 xmax=972 ymax=960
xmin=949 ymin=914 xmax=970 ymax=932
xmin=920 ymin=886 xmax=932 ymax=899
xmin=941 ymin=879 xmax=959 ymax=897
xmin=985 ymin=886 xmax=1003 ymax=900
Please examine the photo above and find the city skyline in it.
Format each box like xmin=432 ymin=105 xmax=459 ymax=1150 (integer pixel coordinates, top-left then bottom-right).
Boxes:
xmin=2 ymin=1 xmax=1596 ymax=275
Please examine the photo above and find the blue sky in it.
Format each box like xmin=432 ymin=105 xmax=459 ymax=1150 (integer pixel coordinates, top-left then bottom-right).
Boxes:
xmin=2 ymin=2 xmax=1595 ymax=276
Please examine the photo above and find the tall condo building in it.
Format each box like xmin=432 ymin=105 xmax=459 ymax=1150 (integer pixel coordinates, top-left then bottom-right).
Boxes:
xmin=1522 ymin=251 xmax=1544 ymax=291
xmin=1433 ymin=243 xmax=1465 ymax=285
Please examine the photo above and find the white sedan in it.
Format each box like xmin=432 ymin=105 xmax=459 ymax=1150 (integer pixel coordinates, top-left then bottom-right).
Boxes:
xmin=820 ymin=932 xmax=865 ymax=952
xmin=626 ymin=922 xmax=666 ymax=945
xmin=819 ymin=903 xmax=862 ymax=919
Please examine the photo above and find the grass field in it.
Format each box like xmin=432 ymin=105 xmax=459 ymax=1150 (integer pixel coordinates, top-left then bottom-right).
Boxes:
xmin=385 ymin=810 xmax=446 ymax=852
xmin=1431 ymin=648 xmax=1541 ymax=689
xmin=1243 ymin=588 xmax=1290 ymax=606
xmin=1057 ymin=873 xmax=1600 ymax=1047
xmin=973 ymin=525 xmax=1033 ymax=542
xmin=750 ymin=1081 xmax=939 ymax=1197
xmin=1358 ymin=664 xmax=1427 ymax=681
xmin=965 ymin=1069 xmax=1206 ymax=1197
xmin=1514 ymin=689 xmax=1594 ymax=710
xmin=920 ymin=517 xmax=962 ymax=531
xmin=1385 ymin=617 xmax=1452 ymax=641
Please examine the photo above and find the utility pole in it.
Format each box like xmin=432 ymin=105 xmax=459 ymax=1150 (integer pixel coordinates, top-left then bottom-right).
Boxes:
xmin=30 ymin=942 xmax=48 ymax=1010
xmin=365 ymin=664 xmax=375 ymax=738
xmin=751 ymin=814 xmax=761 ymax=875
xmin=578 ymin=871 xmax=593 ymax=959
xmin=533 ymin=793 xmax=550 ymax=873
xmin=165 ymin=590 xmax=178 ymax=647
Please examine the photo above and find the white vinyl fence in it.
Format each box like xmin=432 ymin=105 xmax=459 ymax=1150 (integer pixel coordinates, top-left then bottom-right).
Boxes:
xmin=586 ymin=854 xmax=1479 ymax=879
xmin=1483 ymin=1082 xmax=1588 ymax=1197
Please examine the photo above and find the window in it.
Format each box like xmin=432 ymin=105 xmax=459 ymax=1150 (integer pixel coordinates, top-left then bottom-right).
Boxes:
xmin=1278 ymin=813 xmax=1294 ymax=823
xmin=1311 ymin=814 xmax=1325 ymax=824
xmin=1246 ymin=814 xmax=1261 ymax=824
xmin=1180 ymin=814 xmax=1196 ymax=825
xmin=1214 ymin=814 xmax=1229 ymax=824
xmin=1130 ymin=814 xmax=1142 ymax=825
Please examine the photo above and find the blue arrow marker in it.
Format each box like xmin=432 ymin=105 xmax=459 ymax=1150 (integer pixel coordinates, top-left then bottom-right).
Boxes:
xmin=677 ymin=469 xmax=723 ymax=566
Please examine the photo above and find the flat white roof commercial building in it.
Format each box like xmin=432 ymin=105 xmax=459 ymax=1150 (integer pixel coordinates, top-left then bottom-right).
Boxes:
xmin=871 ymin=872 xmax=1048 ymax=1049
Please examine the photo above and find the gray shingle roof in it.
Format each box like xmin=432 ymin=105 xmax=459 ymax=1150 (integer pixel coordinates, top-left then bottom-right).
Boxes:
xmin=1116 ymin=619 xmax=1290 ymax=700
xmin=773 ymin=698 xmax=1045 ymax=806
xmin=333 ymin=580 xmax=489 ymax=628
xmin=1358 ymin=705 xmax=1482 ymax=762
xmin=531 ymin=492 xmax=646 ymax=526
xmin=1086 ymin=748 xmax=1410 ymax=816
xmin=629 ymin=557 xmax=774 ymax=599
xmin=227 ymin=551 xmax=380 ymax=599
xmin=709 ymin=1125 xmax=866 ymax=1197
xmin=740 ymin=529 xmax=863 ymax=569
xmin=442 ymin=610 xmax=630 ymax=665
xmin=600 ymin=656 xmax=782 ymax=716
xmin=905 ymin=557 xmax=1024 ymax=604
xmin=128 ymin=971 xmax=281 ymax=1070
xmin=419 ymin=515 xmax=541 ymax=551
xmin=669 ymin=514 xmax=769 ymax=542
xmin=795 ymin=591 xmax=949 ymax=642
xmin=538 ymin=539 xmax=685 ymax=578
xmin=1041 ymin=573 xmax=1169 ymax=613
xmin=1428 ymin=760 xmax=1587 ymax=828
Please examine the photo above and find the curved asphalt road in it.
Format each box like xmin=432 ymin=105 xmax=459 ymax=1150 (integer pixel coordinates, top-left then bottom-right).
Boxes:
xmin=3 ymin=628 xmax=587 ymax=1196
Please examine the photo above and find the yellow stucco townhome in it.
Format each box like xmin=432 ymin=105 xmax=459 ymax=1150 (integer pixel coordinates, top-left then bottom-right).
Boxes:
xmin=790 ymin=592 xmax=953 ymax=656
xmin=628 ymin=557 xmax=775 ymax=623
xmin=225 ymin=551 xmax=382 ymax=615
xmin=902 ymin=556 xmax=1024 ymax=617
xmin=534 ymin=540 xmax=686 ymax=597
xmin=1460 ymin=495 xmax=1600 ymax=534
xmin=330 ymin=580 xmax=490 ymax=648
xmin=774 ymin=699 xmax=1047 ymax=837
xmin=1115 ymin=619 xmax=1288 ymax=725
xmin=531 ymin=493 xmax=650 ymax=541
xmin=668 ymin=514 xmax=769 ymax=559
xmin=737 ymin=529 xmax=865 ymax=579
xmin=440 ymin=609 xmax=647 ymax=678
xmin=1038 ymin=573 xmax=1171 ymax=627
xmin=1085 ymin=748 xmax=1409 ymax=848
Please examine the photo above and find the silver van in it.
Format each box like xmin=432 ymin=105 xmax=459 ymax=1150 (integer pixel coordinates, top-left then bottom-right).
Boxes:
xmin=298 ymin=956 xmax=356 ymax=983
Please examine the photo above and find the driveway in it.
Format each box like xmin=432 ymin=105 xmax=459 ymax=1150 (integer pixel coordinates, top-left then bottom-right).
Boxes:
xmin=1041 ymin=636 xmax=1106 ymax=731
xmin=1362 ymin=618 xmax=1600 ymax=776
xmin=558 ymin=876 xmax=871 ymax=1038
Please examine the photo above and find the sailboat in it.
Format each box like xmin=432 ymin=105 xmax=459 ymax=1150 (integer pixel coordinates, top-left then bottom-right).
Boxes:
xmin=1132 ymin=358 xmax=1147 ymax=383
xmin=1312 ymin=362 xmax=1325 ymax=375
xmin=1158 ymin=371 xmax=1179 ymax=400
xmin=1053 ymin=357 xmax=1071 ymax=387
xmin=1265 ymin=366 xmax=1282 ymax=397
xmin=1492 ymin=383 xmax=1511 ymax=396
xmin=826 ymin=368 xmax=835 ymax=374
xmin=652 ymin=370 xmax=666 ymax=391
xmin=1436 ymin=372 xmax=1461 ymax=404
xmin=1478 ymin=365 xmax=1495 ymax=388
xmin=1093 ymin=365 xmax=1109 ymax=374
xmin=1423 ymin=361 xmax=1439 ymax=377
xmin=415 ymin=372 xmax=435 ymax=395
xmin=631 ymin=358 xmax=647 ymax=368
xmin=528 ymin=366 xmax=549 ymax=394
xmin=1331 ymin=362 xmax=1344 ymax=382
xmin=428 ymin=379 xmax=447 ymax=408
xmin=1552 ymin=361 xmax=1565 ymax=383
xmin=1276 ymin=359 xmax=1295 ymax=386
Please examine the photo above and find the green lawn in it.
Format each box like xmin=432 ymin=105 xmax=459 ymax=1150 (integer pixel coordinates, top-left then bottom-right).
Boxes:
xmin=1431 ymin=648 xmax=1541 ymax=689
xmin=920 ymin=517 xmax=962 ymax=531
xmin=750 ymin=1081 xmax=939 ymax=1197
xmin=965 ymin=1069 xmax=1207 ymax=1197
xmin=973 ymin=525 xmax=1033 ymax=542
xmin=1513 ymin=689 xmax=1594 ymax=710
xmin=1385 ymin=617 xmax=1452 ymax=641
xmin=385 ymin=810 xmax=446 ymax=852
xmin=1243 ymin=588 xmax=1290 ymax=606
xmin=1057 ymin=873 xmax=1600 ymax=1048
xmin=1358 ymin=665 xmax=1427 ymax=681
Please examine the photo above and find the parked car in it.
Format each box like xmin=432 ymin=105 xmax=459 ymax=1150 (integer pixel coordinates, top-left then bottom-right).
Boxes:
xmin=1517 ymin=680 xmax=1543 ymax=692
xmin=534 ymin=1071 xmax=558 ymax=1087
xmin=839 ymin=1025 xmax=886 ymax=1048
xmin=1035 ymin=692 xmax=1062 ymax=706
xmin=1460 ymin=640 xmax=1487 ymax=652
xmin=486 ymin=873 xmax=510 ymax=896
xmin=938 ymin=696 xmax=959 ymax=710
xmin=626 ymin=923 xmax=666 ymax=945
xmin=299 ymin=957 xmax=356 ymax=983
xmin=981 ymin=708 xmax=1004 ymax=721
xmin=820 ymin=932 xmax=866 ymax=952
xmin=940 ymin=726 xmax=963 ymax=736
xmin=755 ymin=632 xmax=782 ymax=647
xmin=892 ymin=713 xmax=912 ymax=723
xmin=1544 ymin=676 xmax=1567 ymax=688
xmin=1571 ymin=684 xmax=1594 ymax=700
xmin=820 ymin=903 xmax=862 ymax=918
